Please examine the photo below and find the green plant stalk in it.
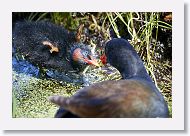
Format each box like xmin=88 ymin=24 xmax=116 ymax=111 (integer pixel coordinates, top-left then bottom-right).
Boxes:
xmin=115 ymin=12 xmax=133 ymax=37
xmin=36 ymin=12 xmax=49 ymax=22
xmin=106 ymin=12 xmax=120 ymax=38
xmin=28 ymin=12 xmax=39 ymax=21
xmin=145 ymin=13 xmax=150 ymax=63
xmin=12 ymin=92 xmax=17 ymax=118
xmin=130 ymin=12 xmax=138 ymax=40
xmin=152 ymin=13 xmax=159 ymax=57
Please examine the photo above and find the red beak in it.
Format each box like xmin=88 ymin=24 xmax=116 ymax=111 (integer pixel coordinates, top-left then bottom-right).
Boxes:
xmin=85 ymin=57 xmax=100 ymax=67
xmin=73 ymin=48 xmax=100 ymax=67
xmin=100 ymin=54 xmax=107 ymax=65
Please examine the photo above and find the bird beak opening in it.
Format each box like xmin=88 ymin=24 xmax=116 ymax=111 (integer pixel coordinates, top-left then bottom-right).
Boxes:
xmin=84 ymin=57 xmax=100 ymax=67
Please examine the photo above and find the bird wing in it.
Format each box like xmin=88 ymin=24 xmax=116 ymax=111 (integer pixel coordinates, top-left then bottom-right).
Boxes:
xmin=49 ymin=80 xmax=159 ymax=118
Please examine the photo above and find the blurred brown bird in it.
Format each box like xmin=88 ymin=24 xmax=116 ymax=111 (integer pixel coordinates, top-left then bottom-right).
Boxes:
xmin=49 ymin=38 xmax=169 ymax=118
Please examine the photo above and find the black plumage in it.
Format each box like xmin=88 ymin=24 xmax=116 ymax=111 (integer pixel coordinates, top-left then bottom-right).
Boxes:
xmin=54 ymin=107 xmax=79 ymax=118
xmin=50 ymin=38 xmax=169 ymax=118
xmin=13 ymin=21 xmax=99 ymax=74
xmin=105 ymin=38 xmax=153 ymax=82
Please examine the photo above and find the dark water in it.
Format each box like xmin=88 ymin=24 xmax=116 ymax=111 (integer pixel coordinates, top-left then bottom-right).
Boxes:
xmin=12 ymin=54 xmax=84 ymax=85
xmin=12 ymin=56 xmax=40 ymax=77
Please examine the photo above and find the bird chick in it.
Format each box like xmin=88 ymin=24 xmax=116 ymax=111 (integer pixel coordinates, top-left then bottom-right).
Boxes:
xmin=13 ymin=21 xmax=99 ymax=74
xmin=49 ymin=38 xmax=169 ymax=118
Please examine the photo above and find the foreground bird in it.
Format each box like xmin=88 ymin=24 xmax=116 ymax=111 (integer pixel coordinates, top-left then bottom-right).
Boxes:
xmin=12 ymin=21 xmax=99 ymax=74
xmin=49 ymin=38 xmax=169 ymax=118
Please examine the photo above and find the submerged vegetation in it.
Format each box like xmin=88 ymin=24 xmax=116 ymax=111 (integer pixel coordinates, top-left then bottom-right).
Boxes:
xmin=12 ymin=71 xmax=81 ymax=117
xmin=12 ymin=12 xmax=172 ymax=117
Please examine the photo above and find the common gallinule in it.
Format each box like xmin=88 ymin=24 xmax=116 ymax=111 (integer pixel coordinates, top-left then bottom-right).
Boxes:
xmin=49 ymin=38 xmax=169 ymax=118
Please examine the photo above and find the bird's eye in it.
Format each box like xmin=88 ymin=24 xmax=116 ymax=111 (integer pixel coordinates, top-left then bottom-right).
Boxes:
xmin=83 ymin=51 xmax=88 ymax=56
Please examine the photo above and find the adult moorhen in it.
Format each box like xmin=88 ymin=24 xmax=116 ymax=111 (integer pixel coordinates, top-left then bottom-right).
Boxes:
xmin=49 ymin=38 xmax=169 ymax=118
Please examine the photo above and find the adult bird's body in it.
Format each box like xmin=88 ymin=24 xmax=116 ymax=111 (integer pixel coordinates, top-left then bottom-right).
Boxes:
xmin=50 ymin=38 xmax=169 ymax=118
xmin=12 ymin=21 xmax=99 ymax=74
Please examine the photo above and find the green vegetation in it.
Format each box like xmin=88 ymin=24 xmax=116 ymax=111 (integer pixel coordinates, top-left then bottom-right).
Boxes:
xmin=12 ymin=71 xmax=81 ymax=118
xmin=12 ymin=12 xmax=172 ymax=117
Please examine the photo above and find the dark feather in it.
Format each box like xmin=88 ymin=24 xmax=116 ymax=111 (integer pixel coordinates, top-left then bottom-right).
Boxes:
xmin=12 ymin=21 xmax=95 ymax=73
xmin=51 ymin=38 xmax=169 ymax=118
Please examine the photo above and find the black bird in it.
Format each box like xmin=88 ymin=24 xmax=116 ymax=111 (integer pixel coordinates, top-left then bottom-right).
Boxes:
xmin=49 ymin=38 xmax=169 ymax=118
xmin=12 ymin=21 xmax=99 ymax=74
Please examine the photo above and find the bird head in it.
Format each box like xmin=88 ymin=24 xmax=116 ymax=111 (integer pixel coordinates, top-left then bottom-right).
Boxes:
xmin=71 ymin=46 xmax=99 ymax=67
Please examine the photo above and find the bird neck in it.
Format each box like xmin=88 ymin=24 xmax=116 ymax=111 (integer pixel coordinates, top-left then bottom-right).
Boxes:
xmin=118 ymin=50 xmax=153 ymax=83
xmin=122 ymin=66 xmax=153 ymax=82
